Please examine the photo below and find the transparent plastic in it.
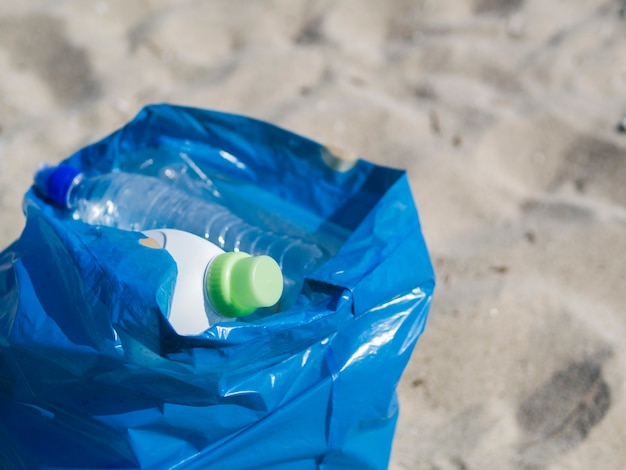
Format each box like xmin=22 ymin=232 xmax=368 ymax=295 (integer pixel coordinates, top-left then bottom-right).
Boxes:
xmin=63 ymin=171 xmax=327 ymax=302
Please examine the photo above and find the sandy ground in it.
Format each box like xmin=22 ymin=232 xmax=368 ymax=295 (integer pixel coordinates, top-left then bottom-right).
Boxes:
xmin=1 ymin=1 xmax=625 ymax=469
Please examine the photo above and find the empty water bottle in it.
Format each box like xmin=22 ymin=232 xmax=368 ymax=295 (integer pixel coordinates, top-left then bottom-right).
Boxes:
xmin=141 ymin=228 xmax=283 ymax=335
xmin=33 ymin=164 xmax=329 ymax=305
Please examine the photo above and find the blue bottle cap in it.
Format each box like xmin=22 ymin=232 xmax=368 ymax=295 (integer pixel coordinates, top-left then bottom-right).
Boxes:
xmin=34 ymin=164 xmax=82 ymax=207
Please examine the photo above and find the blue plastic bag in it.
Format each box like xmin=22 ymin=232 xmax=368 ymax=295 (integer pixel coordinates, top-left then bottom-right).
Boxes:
xmin=0 ymin=104 xmax=435 ymax=469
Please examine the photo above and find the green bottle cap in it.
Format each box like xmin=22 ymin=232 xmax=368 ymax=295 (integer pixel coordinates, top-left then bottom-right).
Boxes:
xmin=206 ymin=252 xmax=283 ymax=318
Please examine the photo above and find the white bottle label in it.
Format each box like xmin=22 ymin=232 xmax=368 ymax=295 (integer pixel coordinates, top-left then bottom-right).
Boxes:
xmin=142 ymin=228 xmax=225 ymax=335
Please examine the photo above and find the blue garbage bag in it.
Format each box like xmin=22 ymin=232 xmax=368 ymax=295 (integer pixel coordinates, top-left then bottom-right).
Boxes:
xmin=0 ymin=104 xmax=435 ymax=469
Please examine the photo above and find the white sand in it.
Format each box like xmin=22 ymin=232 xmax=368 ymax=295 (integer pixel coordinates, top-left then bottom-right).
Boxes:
xmin=1 ymin=1 xmax=625 ymax=468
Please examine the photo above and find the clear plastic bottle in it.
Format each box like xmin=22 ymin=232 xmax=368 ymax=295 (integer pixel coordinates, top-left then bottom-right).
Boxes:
xmin=34 ymin=164 xmax=328 ymax=304
xmin=141 ymin=229 xmax=283 ymax=335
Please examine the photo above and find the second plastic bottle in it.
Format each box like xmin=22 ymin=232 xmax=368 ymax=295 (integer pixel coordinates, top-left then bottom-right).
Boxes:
xmin=34 ymin=164 xmax=328 ymax=304
xmin=142 ymin=228 xmax=283 ymax=335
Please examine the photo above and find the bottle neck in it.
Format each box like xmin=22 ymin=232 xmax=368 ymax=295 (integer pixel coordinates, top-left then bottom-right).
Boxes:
xmin=64 ymin=173 xmax=85 ymax=209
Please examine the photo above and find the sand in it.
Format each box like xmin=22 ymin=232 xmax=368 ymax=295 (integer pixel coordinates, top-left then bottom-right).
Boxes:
xmin=1 ymin=1 xmax=625 ymax=468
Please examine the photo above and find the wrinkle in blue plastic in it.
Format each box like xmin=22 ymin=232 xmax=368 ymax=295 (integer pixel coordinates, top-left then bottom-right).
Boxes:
xmin=0 ymin=104 xmax=434 ymax=469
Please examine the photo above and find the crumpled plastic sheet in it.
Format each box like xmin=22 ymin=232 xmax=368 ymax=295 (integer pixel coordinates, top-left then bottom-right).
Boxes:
xmin=0 ymin=104 xmax=435 ymax=469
